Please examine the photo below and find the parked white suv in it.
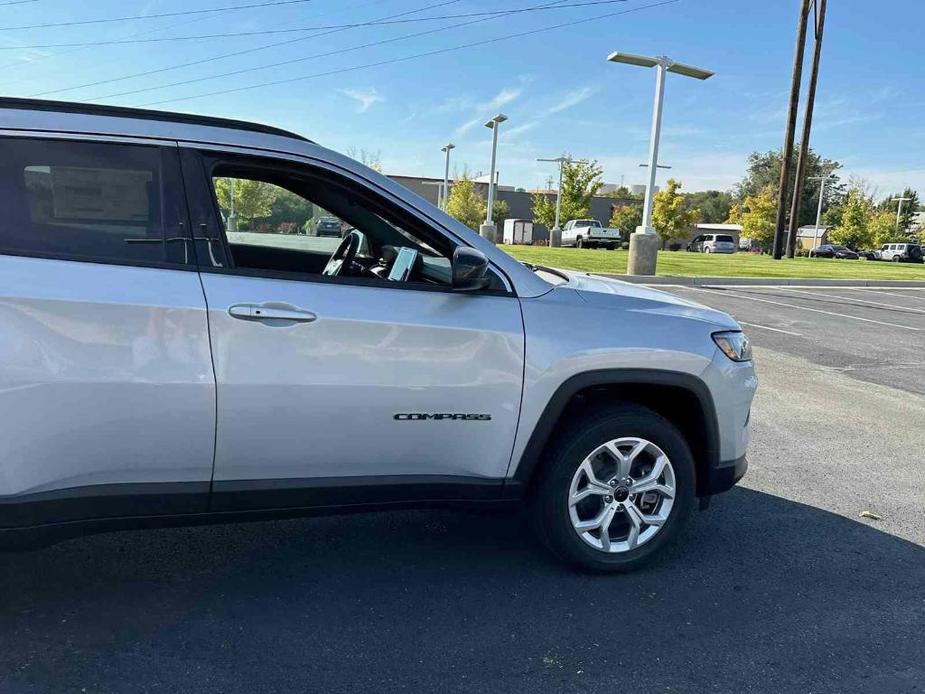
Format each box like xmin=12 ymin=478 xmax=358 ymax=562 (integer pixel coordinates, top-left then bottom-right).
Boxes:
xmin=0 ymin=98 xmax=756 ymax=572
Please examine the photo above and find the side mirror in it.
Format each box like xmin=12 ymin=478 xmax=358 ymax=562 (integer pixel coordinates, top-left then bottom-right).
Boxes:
xmin=451 ymin=247 xmax=492 ymax=292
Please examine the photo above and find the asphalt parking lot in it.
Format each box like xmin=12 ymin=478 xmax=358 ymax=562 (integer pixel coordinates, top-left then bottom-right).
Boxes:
xmin=1 ymin=286 xmax=923 ymax=694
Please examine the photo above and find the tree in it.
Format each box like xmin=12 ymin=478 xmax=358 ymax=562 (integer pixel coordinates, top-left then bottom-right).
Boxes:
xmin=828 ymin=187 xmax=876 ymax=249
xmin=491 ymin=199 xmax=509 ymax=228
xmin=684 ymin=190 xmax=732 ymax=224
xmin=446 ymin=174 xmax=486 ymax=231
xmin=652 ymin=179 xmax=698 ymax=245
xmin=266 ymin=188 xmax=315 ymax=232
xmin=869 ymin=210 xmax=900 ymax=247
xmin=606 ymin=185 xmax=643 ymax=200
xmin=609 ymin=204 xmax=642 ymax=234
xmin=733 ymin=187 xmax=777 ymax=248
xmin=214 ymin=178 xmax=280 ymax=230
xmin=734 ymin=146 xmax=843 ymax=227
xmin=879 ymin=188 xmax=919 ymax=238
xmin=531 ymin=159 xmax=604 ymax=228
xmin=346 ymin=147 xmax=383 ymax=173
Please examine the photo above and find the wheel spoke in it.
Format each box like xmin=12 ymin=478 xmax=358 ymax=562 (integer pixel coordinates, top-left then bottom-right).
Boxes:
xmin=576 ymin=460 xmax=612 ymax=494
xmin=574 ymin=505 xmax=616 ymax=535
xmin=630 ymin=455 xmax=671 ymax=496
xmin=625 ymin=501 xmax=666 ymax=530
xmin=624 ymin=503 xmax=642 ymax=550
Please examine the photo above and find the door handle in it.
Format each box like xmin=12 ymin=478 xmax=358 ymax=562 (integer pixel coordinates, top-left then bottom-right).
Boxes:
xmin=228 ymin=304 xmax=317 ymax=323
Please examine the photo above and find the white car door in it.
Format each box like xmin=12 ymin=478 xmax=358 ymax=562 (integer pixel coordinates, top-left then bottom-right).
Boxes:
xmin=179 ymin=147 xmax=525 ymax=510
xmin=0 ymin=135 xmax=215 ymax=526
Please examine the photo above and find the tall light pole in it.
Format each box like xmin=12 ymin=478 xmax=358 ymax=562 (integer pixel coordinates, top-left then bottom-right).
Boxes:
xmin=537 ymin=155 xmax=571 ymax=247
xmin=807 ymin=175 xmax=836 ymax=251
xmin=892 ymin=195 xmax=912 ymax=233
xmin=608 ymin=51 xmax=713 ymax=275
xmin=440 ymin=143 xmax=455 ymax=211
xmin=481 ymin=113 xmax=507 ymax=243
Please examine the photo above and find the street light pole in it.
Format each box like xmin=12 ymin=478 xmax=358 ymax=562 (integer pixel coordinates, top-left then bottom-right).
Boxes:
xmin=481 ymin=114 xmax=507 ymax=243
xmin=892 ymin=195 xmax=912 ymax=232
xmin=537 ymin=155 xmax=571 ymax=246
xmin=807 ymin=175 xmax=836 ymax=251
xmin=608 ymin=51 xmax=713 ymax=275
xmin=440 ymin=143 xmax=455 ymax=211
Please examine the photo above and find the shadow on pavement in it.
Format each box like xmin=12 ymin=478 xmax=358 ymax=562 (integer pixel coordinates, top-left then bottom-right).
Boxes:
xmin=1 ymin=488 xmax=923 ymax=693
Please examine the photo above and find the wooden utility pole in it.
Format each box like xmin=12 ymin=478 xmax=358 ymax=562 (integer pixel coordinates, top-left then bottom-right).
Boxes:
xmin=786 ymin=0 xmax=828 ymax=258
xmin=772 ymin=0 xmax=813 ymax=260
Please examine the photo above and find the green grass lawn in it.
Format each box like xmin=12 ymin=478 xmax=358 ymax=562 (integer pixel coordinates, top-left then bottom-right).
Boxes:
xmin=500 ymin=245 xmax=925 ymax=280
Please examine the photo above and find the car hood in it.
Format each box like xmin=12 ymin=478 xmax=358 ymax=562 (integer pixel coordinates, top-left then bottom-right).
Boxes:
xmin=563 ymin=271 xmax=741 ymax=330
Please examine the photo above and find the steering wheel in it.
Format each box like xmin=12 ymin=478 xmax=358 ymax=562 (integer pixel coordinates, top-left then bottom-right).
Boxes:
xmin=322 ymin=229 xmax=365 ymax=277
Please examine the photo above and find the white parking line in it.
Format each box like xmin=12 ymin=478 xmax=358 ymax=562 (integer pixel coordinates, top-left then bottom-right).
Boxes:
xmin=737 ymin=321 xmax=802 ymax=336
xmin=689 ymin=287 xmax=922 ymax=331
xmin=775 ymin=287 xmax=925 ymax=314
xmin=851 ymin=287 xmax=925 ymax=300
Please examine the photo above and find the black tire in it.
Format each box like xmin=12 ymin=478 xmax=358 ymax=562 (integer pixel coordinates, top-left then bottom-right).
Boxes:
xmin=530 ymin=403 xmax=696 ymax=573
xmin=576 ymin=237 xmax=584 ymax=249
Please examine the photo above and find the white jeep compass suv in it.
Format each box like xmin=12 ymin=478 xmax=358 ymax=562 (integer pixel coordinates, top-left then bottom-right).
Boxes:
xmin=0 ymin=98 xmax=756 ymax=572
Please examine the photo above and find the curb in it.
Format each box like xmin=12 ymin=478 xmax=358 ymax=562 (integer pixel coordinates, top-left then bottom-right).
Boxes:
xmin=596 ymin=274 xmax=925 ymax=288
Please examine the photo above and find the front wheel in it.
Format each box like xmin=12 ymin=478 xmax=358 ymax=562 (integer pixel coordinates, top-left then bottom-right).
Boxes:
xmin=576 ymin=237 xmax=584 ymax=249
xmin=530 ymin=404 xmax=695 ymax=573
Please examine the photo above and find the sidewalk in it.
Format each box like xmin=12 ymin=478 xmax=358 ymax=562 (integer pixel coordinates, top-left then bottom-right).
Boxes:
xmin=601 ymin=274 xmax=925 ymax=287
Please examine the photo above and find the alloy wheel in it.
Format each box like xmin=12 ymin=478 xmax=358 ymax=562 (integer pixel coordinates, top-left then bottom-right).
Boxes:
xmin=567 ymin=437 xmax=676 ymax=553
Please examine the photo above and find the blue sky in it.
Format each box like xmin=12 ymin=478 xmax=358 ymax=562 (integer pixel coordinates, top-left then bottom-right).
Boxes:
xmin=2 ymin=0 xmax=922 ymax=195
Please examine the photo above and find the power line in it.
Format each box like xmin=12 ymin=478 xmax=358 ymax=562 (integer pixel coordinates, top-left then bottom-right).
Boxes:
xmin=31 ymin=0 xmax=468 ymax=98
xmin=0 ymin=0 xmax=635 ymax=50
xmin=0 ymin=0 xmax=39 ymax=5
xmin=140 ymin=0 xmax=678 ymax=107
xmin=86 ymin=0 xmax=607 ymax=102
xmin=0 ymin=0 xmax=313 ymax=31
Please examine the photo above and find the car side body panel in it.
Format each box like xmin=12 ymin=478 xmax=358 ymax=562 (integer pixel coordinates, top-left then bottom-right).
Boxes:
xmin=0 ymin=256 xmax=216 ymax=501
xmin=507 ymin=277 xmax=752 ymax=480
xmin=200 ymin=272 xmax=525 ymax=483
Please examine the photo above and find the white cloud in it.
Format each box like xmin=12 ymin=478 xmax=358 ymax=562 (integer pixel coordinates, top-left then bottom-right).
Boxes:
xmin=454 ymin=116 xmax=483 ymax=137
xmin=546 ymin=86 xmax=599 ymax=115
xmin=339 ymin=88 xmax=384 ymax=113
xmin=484 ymin=87 xmax=522 ymax=110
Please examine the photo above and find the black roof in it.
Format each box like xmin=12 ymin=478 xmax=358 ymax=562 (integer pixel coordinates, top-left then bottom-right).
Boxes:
xmin=0 ymin=97 xmax=311 ymax=142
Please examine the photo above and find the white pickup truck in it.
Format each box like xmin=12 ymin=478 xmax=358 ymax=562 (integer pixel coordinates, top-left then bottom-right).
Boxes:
xmin=561 ymin=219 xmax=623 ymax=249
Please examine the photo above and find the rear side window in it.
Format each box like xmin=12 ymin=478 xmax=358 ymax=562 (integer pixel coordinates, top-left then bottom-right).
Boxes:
xmin=0 ymin=137 xmax=191 ymax=267
xmin=716 ymin=235 xmax=734 ymax=243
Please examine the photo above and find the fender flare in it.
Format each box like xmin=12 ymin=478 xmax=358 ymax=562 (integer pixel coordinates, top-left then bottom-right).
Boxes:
xmin=508 ymin=368 xmax=721 ymax=489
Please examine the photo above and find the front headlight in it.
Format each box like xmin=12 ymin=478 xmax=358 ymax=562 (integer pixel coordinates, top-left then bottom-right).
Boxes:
xmin=713 ymin=330 xmax=752 ymax=362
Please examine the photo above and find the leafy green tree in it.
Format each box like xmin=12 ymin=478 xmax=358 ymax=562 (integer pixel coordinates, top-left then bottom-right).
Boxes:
xmin=869 ymin=210 xmax=901 ymax=247
xmin=733 ymin=187 xmax=777 ymax=248
xmin=684 ymin=190 xmax=732 ymax=224
xmin=266 ymin=188 xmax=315 ymax=232
xmin=532 ymin=159 xmax=604 ymax=228
xmin=606 ymin=185 xmax=643 ymax=200
xmin=879 ymin=188 xmax=919 ymax=237
xmin=829 ymin=187 xmax=875 ymax=249
xmin=652 ymin=179 xmax=698 ymax=245
xmin=609 ymin=204 xmax=642 ymax=233
xmin=214 ymin=178 xmax=280 ymax=230
xmin=734 ymin=146 xmax=843 ymax=227
xmin=491 ymin=199 xmax=509 ymax=228
xmin=446 ymin=174 xmax=487 ymax=231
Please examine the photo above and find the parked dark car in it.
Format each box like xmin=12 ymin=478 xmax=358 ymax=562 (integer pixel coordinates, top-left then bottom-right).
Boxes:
xmin=809 ymin=244 xmax=859 ymax=259
xmin=314 ymin=216 xmax=344 ymax=238
xmin=857 ymin=248 xmax=878 ymax=260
